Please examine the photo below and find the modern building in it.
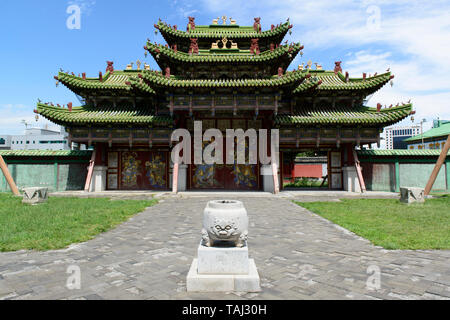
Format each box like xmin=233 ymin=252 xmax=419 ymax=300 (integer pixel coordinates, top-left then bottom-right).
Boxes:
xmin=2 ymin=127 xmax=69 ymax=151
xmin=36 ymin=17 xmax=413 ymax=192
xmin=0 ymin=135 xmax=11 ymax=150
xmin=404 ymin=120 xmax=450 ymax=150
xmin=384 ymin=125 xmax=421 ymax=149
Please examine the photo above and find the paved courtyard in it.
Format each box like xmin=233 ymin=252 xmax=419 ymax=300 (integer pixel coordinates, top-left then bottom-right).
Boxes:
xmin=0 ymin=195 xmax=449 ymax=300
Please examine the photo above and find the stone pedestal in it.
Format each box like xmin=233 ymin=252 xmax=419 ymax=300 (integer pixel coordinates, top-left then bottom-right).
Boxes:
xmin=22 ymin=187 xmax=48 ymax=205
xmin=187 ymin=244 xmax=261 ymax=292
xmin=89 ymin=166 xmax=107 ymax=192
xmin=197 ymin=243 xmax=249 ymax=275
xmin=400 ymin=187 xmax=425 ymax=204
xmin=343 ymin=166 xmax=362 ymax=193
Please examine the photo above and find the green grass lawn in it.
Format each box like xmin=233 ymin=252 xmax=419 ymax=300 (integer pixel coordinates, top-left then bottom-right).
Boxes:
xmin=295 ymin=195 xmax=450 ymax=250
xmin=0 ymin=193 xmax=157 ymax=252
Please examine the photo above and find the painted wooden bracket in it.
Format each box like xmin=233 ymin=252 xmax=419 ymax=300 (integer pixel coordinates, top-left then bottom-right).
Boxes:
xmin=172 ymin=162 xmax=179 ymax=194
xmin=425 ymin=134 xmax=450 ymax=195
xmin=272 ymin=162 xmax=280 ymax=194
xmin=353 ymin=150 xmax=366 ymax=193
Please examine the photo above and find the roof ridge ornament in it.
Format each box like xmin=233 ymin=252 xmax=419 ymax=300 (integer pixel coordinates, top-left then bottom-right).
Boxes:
xmin=253 ymin=17 xmax=261 ymax=33
xmin=334 ymin=61 xmax=342 ymax=74
xmin=187 ymin=16 xmax=196 ymax=32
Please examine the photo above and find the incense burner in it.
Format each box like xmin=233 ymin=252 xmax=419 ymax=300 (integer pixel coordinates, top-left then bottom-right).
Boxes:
xmin=201 ymin=200 xmax=248 ymax=248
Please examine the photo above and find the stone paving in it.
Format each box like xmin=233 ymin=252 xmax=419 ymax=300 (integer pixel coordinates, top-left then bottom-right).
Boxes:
xmin=0 ymin=195 xmax=449 ymax=300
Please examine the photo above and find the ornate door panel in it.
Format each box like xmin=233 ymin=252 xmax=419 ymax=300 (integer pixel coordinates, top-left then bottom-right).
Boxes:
xmin=329 ymin=151 xmax=342 ymax=189
xmin=107 ymin=152 xmax=119 ymax=190
xmin=117 ymin=151 xmax=168 ymax=190
xmin=190 ymin=140 xmax=259 ymax=190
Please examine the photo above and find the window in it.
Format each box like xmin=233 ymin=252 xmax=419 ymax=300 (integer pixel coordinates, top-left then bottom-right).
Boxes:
xmin=418 ymin=145 xmax=423 ymax=149
xmin=409 ymin=146 xmax=414 ymax=149
xmin=0 ymin=138 xmax=5 ymax=145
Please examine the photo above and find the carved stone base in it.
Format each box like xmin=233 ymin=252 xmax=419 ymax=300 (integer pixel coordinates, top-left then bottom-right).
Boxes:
xmin=197 ymin=243 xmax=249 ymax=275
xmin=400 ymin=187 xmax=425 ymax=204
xmin=22 ymin=187 xmax=48 ymax=205
xmin=186 ymin=258 xmax=261 ymax=292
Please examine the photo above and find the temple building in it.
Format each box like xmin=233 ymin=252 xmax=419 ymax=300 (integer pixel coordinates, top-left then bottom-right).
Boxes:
xmin=36 ymin=17 xmax=414 ymax=192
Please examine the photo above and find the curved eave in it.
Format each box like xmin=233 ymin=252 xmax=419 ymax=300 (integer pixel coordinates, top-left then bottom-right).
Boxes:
xmin=55 ymin=71 xmax=144 ymax=96
xmin=294 ymin=71 xmax=393 ymax=95
xmin=139 ymin=69 xmax=308 ymax=90
xmin=36 ymin=103 xmax=171 ymax=127
xmin=156 ymin=20 xmax=291 ymax=40
xmin=275 ymin=104 xmax=413 ymax=127
xmin=146 ymin=42 xmax=303 ymax=69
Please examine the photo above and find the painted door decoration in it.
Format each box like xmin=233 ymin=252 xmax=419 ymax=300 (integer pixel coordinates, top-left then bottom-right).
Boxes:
xmin=191 ymin=139 xmax=258 ymax=190
xmin=144 ymin=152 xmax=167 ymax=189
xmin=106 ymin=151 xmax=168 ymax=190
xmin=329 ymin=151 xmax=342 ymax=189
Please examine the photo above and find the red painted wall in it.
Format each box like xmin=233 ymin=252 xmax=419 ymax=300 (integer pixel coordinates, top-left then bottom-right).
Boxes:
xmin=284 ymin=164 xmax=324 ymax=179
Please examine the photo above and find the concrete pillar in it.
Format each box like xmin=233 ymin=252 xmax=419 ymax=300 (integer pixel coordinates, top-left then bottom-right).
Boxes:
xmin=261 ymin=164 xmax=280 ymax=193
xmin=89 ymin=166 xmax=107 ymax=192
xmin=342 ymin=166 xmax=362 ymax=193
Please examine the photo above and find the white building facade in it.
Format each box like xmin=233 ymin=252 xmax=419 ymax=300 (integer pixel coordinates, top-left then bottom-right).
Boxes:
xmin=3 ymin=127 xmax=69 ymax=151
xmin=384 ymin=125 xmax=421 ymax=149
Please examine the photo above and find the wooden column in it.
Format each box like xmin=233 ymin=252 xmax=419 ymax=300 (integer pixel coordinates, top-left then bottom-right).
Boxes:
xmin=424 ymin=134 xmax=450 ymax=195
xmin=0 ymin=155 xmax=20 ymax=196
xmin=84 ymin=149 xmax=97 ymax=192
xmin=233 ymin=92 xmax=237 ymax=116
xmin=395 ymin=159 xmax=400 ymax=193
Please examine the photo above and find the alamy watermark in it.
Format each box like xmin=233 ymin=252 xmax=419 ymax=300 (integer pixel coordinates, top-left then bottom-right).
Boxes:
xmin=366 ymin=265 xmax=381 ymax=291
xmin=171 ymin=121 xmax=279 ymax=172
xmin=66 ymin=5 xmax=81 ymax=30
xmin=66 ymin=265 xmax=81 ymax=290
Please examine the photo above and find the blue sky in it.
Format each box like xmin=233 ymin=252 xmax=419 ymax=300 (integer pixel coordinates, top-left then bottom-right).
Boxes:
xmin=1 ymin=0 xmax=449 ymax=140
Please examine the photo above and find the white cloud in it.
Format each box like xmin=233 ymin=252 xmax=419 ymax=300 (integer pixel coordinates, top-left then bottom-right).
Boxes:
xmin=67 ymin=0 xmax=96 ymax=16
xmin=198 ymin=0 xmax=450 ymax=124
xmin=0 ymin=104 xmax=60 ymax=135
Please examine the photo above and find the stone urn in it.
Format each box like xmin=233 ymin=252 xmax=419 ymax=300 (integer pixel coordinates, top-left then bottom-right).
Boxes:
xmin=202 ymin=200 xmax=249 ymax=248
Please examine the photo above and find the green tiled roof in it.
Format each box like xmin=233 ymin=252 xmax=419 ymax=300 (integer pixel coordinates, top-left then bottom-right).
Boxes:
xmin=275 ymin=104 xmax=412 ymax=126
xmin=404 ymin=122 xmax=450 ymax=142
xmin=56 ymin=70 xmax=156 ymax=95
xmin=36 ymin=103 xmax=173 ymax=126
xmin=146 ymin=42 xmax=303 ymax=64
xmin=357 ymin=149 xmax=449 ymax=157
xmin=294 ymin=71 xmax=393 ymax=94
xmin=0 ymin=150 xmax=92 ymax=157
xmin=156 ymin=20 xmax=291 ymax=40
xmin=138 ymin=69 xmax=308 ymax=89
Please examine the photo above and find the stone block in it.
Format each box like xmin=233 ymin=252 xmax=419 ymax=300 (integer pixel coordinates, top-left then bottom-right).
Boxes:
xmin=197 ymin=243 xmax=249 ymax=275
xmin=22 ymin=187 xmax=48 ymax=205
xmin=186 ymin=259 xmax=261 ymax=292
xmin=400 ymin=187 xmax=425 ymax=204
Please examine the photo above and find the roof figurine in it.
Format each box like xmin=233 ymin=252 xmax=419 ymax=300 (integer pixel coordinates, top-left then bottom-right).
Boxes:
xmin=334 ymin=61 xmax=342 ymax=74
xmin=187 ymin=16 xmax=196 ymax=32
xmin=106 ymin=61 xmax=114 ymax=74
xmin=253 ymin=17 xmax=262 ymax=33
